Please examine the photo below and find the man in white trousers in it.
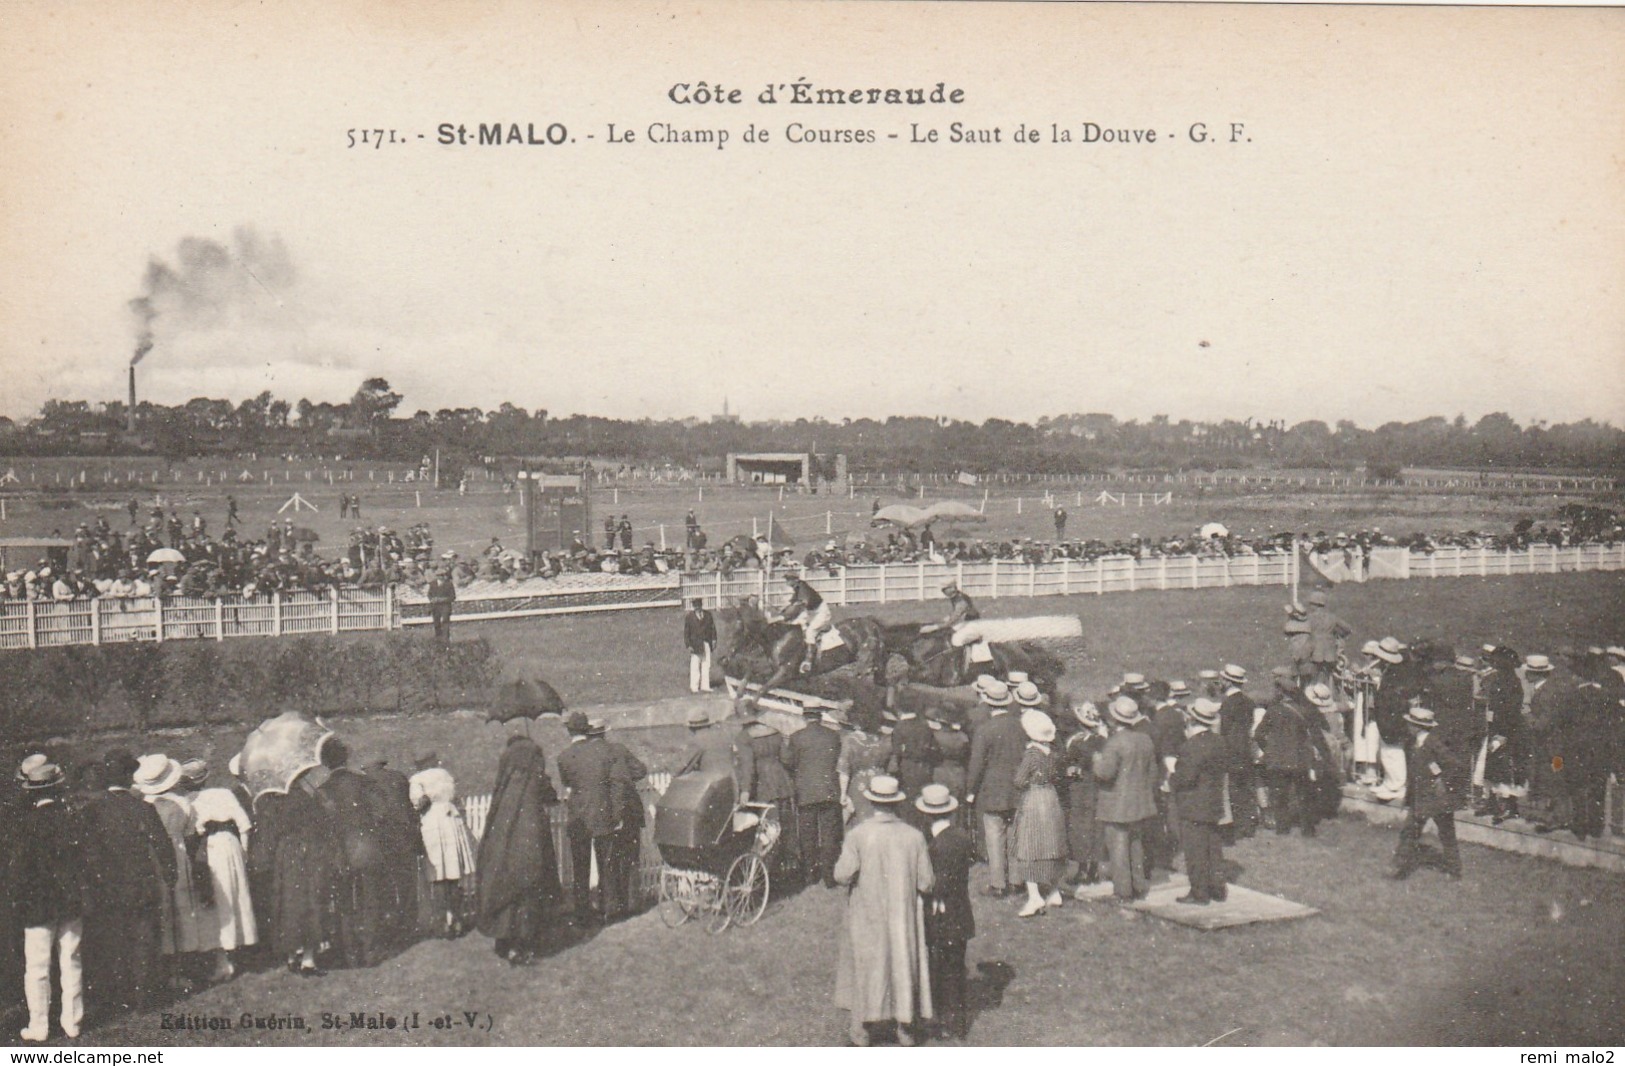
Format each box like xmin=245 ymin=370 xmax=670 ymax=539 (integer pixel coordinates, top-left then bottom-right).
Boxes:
xmin=10 ymin=756 xmax=86 ymax=1042
xmin=683 ymin=598 xmax=717 ymax=693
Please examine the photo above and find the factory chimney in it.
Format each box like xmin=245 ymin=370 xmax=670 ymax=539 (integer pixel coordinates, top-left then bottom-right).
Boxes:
xmin=127 ymin=365 xmax=137 ymax=434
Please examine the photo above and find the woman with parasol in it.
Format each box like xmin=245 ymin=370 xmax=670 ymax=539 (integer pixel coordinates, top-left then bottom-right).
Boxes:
xmin=475 ymin=679 xmax=566 ymax=966
xmin=238 ymin=712 xmax=344 ymax=977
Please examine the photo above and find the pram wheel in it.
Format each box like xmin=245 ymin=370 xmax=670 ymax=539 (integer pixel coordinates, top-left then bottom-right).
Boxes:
xmin=657 ymin=866 xmax=696 ymax=928
xmin=725 ymin=851 xmax=770 ymax=928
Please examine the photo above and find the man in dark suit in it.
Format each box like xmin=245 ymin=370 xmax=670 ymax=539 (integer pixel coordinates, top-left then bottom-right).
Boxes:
xmin=426 ymin=567 xmax=456 ymax=643
xmin=965 ymin=681 xmax=1026 ymax=896
xmin=782 ymin=705 xmax=844 ymax=887
xmin=1169 ymin=699 xmax=1228 ymax=904
xmin=601 ymin=727 xmax=649 ymax=919
xmin=683 ymin=598 xmax=718 ymax=694
xmin=1216 ymin=664 xmax=1259 ymax=838
xmin=1430 ymin=653 xmax=1482 ymax=809
xmin=888 ymin=706 xmax=940 ymax=828
xmin=917 ymin=784 xmax=974 ymax=1040
xmin=318 ymin=739 xmax=389 ymax=968
xmin=555 ymin=713 xmax=624 ymax=922
xmin=1388 ymin=706 xmax=1465 ymax=880
xmin=1092 ymin=697 xmax=1159 ymax=901
xmin=1256 ymin=671 xmax=1323 ymax=837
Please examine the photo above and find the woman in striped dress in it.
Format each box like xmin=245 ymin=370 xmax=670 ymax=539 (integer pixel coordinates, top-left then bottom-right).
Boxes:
xmin=1011 ymin=711 xmax=1069 ymax=918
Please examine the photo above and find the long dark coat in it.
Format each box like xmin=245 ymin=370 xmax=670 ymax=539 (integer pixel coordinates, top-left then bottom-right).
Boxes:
xmin=475 ymin=736 xmax=563 ymax=943
xmin=1481 ymin=668 xmax=1529 ymax=788
xmin=250 ymin=778 xmax=342 ymax=959
xmin=76 ymin=788 xmax=176 ymax=1015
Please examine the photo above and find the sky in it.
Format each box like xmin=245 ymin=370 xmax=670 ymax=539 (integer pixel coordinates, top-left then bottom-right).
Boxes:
xmin=1 ymin=1 xmax=1621 ymax=429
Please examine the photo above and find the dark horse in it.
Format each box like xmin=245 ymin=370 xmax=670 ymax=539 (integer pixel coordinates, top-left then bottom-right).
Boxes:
xmin=717 ymin=607 xmax=888 ymax=710
xmin=879 ymin=623 xmax=1066 ymax=691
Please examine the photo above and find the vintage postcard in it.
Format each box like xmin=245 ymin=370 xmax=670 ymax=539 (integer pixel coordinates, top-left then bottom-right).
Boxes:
xmin=0 ymin=0 xmax=1621 ymax=1055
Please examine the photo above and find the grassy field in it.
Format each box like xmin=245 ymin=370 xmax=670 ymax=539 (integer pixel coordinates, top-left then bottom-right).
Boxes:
xmin=3 ymin=455 xmax=1618 ymax=562
xmin=10 ymin=566 xmax=1625 ymax=1046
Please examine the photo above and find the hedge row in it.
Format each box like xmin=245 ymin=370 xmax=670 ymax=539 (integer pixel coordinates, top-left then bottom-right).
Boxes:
xmin=0 ymin=635 xmax=499 ymax=739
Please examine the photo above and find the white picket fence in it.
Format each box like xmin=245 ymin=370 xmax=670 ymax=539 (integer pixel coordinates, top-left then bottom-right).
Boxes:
xmin=2 ymin=543 xmax=1621 ymax=650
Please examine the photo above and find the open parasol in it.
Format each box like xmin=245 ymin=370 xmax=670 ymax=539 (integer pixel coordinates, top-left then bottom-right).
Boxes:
xmin=487 ymin=677 xmax=567 ymax=724
xmin=238 ymin=711 xmax=334 ymax=801
xmin=1200 ymin=522 xmax=1230 ymax=539
xmin=872 ymin=504 xmax=931 ymax=527
xmin=146 ymin=547 xmax=186 ymax=564
xmin=922 ymin=500 xmax=988 ymax=524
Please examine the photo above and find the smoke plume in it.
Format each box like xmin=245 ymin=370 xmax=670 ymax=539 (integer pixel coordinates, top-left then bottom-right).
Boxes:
xmin=128 ymin=227 xmax=296 ymax=365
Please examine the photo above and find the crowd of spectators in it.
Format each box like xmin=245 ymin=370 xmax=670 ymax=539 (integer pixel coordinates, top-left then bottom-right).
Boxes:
xmin=4 ymin=504 xmax=1619 ymax=604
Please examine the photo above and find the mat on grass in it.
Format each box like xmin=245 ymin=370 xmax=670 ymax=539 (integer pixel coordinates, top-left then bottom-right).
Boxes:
xmin=1074 ymin=874 xmax=1319 ymax=930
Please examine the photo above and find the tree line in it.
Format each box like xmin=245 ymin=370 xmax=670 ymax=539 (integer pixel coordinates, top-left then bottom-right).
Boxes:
xmin=2 ymin=378 xmax=1621 ymax=474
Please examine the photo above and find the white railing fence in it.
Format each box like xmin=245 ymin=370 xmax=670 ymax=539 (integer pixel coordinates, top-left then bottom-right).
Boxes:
xmin=1 ymin=543 xmax=1620 ymax=651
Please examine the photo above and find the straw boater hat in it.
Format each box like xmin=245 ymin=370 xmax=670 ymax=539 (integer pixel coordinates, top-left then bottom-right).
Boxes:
xmin=1013 ymin=681 xmax=1043 ymax=708
xmin=1403 ymin=705 xmax=1438 ymax=730
xmin=1187 ymin=698 xmax=1221 ymax=727
xmin=1122 ymin=673 xmax=1148 ymax=692
xmin=1370 ymin=637 xmax=1405 ymax=664
xmin=1453 ymin=653 xmax=1478 ymax=670
xmin=1073 ymin=701 xmax=1102 ymax=727
xmin=862 ymin=774 xmax=907 ymax=805
xmin=979 ymin=679 xmax=1013 ymax=708
xmin=1167 ymin=680 xmax=1191 ymax=700
xmin=227 ymin=753 xmax=242 ymax=777
xmin=971 ymin=674 xmax=997 ymax=696
xmin=18 ymin=756 xmax=64 ymax=791
xmin=1304 ymin=683 xmax=1335 ymax=709
xmin=915 ymin=783 xmax=959 ymax=816
xmin=685 ymin=708 xmax=712 ymax=729
xmin=1197 ymin=669 xmax=1220 ymax=683
xmin=1108 ymin=695 xmax=1144 ymax=726
xmin=179 ymin=758 xmax=209 ymax=787
xmin=1020 ymin=709 xmax=1056 ymax=743
xmin=1220 ymin=664 xmax=1247 ymax=686
xmin=586 ymin=719 xmax=608 ymax=737
xmin=1523 ymin=654 xmax=1553 ymax=674
xmin=132 ymin=754 xmax=183 ymax=796
xmin=1308 ymin=590 xmax=1328 ymax=607
xmin=1006 ymin=671 xmax=1030 ymax=687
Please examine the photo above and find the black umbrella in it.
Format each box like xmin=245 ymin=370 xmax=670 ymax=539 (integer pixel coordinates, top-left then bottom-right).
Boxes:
xmin=487 ymin=677 xmax=566 ymax=724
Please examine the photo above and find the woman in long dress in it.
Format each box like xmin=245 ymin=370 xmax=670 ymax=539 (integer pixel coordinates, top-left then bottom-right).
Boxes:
xmin=133 ymin=755 xmax=207 ymax=985
xmin=475 ymin=728 xmax=563 ymax=966
xmin=1011 ymin=711 xmax=1069 ymax=917
xmin=180 ymin=760 xmax=257 ymax=981
xmin=409 ymin=755 xmax=476 ymax=939
xmin=1481 ymin=646 xmax=1530 ymax=823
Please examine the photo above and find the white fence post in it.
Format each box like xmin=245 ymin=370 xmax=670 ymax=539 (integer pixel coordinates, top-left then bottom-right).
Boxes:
xmin=715 ymin=571 xmax=724 ymax=610
xmin=89 ymin=599 xmax=101 ymax=646
xmin=25 ymin=599 xmax=36 ymax=649
xmin=1061 ymin=557 xmax=1070 ymax=594
xmin=216 ymin=598 xmax=225 ymax=641
xmin=878 ymin=566 xmax=887 ymax=605
xmin=839 ymin=566 xmax=848 ymax=606
xmin=1029 ymin=563 xmax=1037 ymax=597
xmin=272 ymin=592 xmax=282 ymax=636
xmin=155 ymin=598 xmax=165 ymax=643
xmin=990 ymin=559 xmax=998 ymax=598
xmin=1159 ymin=556 xmax=1168 ymax=591
xmin=918 ymin=561 xmax=926 ymax=601
xmin=385 ymin=583 xmax=395 ymax=629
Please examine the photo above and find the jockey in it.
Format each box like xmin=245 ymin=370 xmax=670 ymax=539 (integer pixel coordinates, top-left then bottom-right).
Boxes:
xmin=921 ymin=581 xmax=982 ymax=675
xmin=779 ymin=571 xmax=833 ymax=674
